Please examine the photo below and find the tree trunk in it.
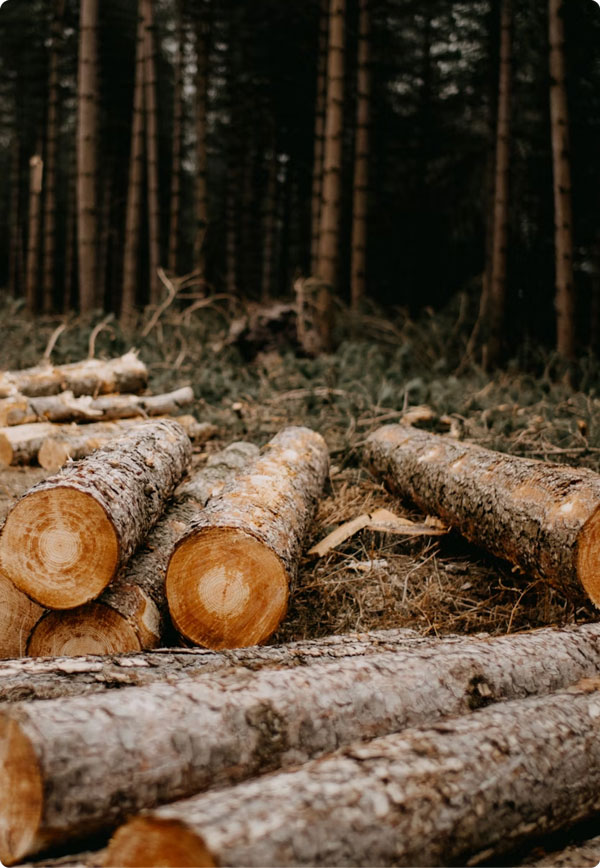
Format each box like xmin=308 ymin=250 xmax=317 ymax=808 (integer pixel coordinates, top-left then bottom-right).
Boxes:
xmin=194 ymin=9 xmax=209 ymax=274
xmin=486 ymin=0 xmax=512 ymax=367
xmin=366 ymin=424 xmax=600 ymax=606
xmin=260 ymin=128 xmax=278 ymax=303
xmin=63 ymin=153 xmax=77 ymax=312
xmin=5 ymin=625 xmax=600 ymax=864
xmin=0 ymin=352 xmax=147 ymax=400
xmin=105 ymin=679 xmax=600 ymax=868
xmin=0 ymin=419 xmax=191 ymax=609
xmin=143 ymin=0 xmax=162 ymax=306
xmin=76 ymin=0 xmax=100 ymax=313
xmin=167 ymin=0 xmax=184 ymax=274
xmin=350 ymin=0 xmax=370 ymax=312
xmin=25 ymin=153 xmax=43 ymax=314
xmin=8 ymin=120 xmax=22 ymax=299
xmin=27 ymin=442 xmax=259 ymax=655
xmin=166 ymin=427 xmax=329 ymax=649
xmin=310 ymin=0 xmax=329 ymax=273
xmin=0 ymin=575 xmax=44 ymax=660
xmin=0 ymin=386 xmax=193 ymax=428
xmin=549 ymin=0 xmax=575 ymax=361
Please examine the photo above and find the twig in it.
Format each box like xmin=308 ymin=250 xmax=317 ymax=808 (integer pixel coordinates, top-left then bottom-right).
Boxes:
xmin=41 ymin=323 xmax=67 ymax=364
xmin=141 ymin=268 xmax=179 ymax=337
xmin=87 ymin=314 xmax=115 ymax=359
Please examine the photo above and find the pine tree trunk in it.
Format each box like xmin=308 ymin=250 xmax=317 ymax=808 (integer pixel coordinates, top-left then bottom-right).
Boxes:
xmin=105 ymin=679 xmax=600 ymax=868
xmin=194 ymin=9 xmax=209 ymax=274
xmin=549 ymin=0 xmax=575 ymax=361
xmin=27 ymin=442 xmax=259 ymax=655
xmin=143 ymin=0 xmax=162 ymax=306
xmin=366 ymin=424 xmax=600 ymax=606
xmin=76 ymin=0 xmax=100 ymax=313
xmin=25 ymin=153 xmax=43 ymax=314
xmin=5 ymin=624 xmax=600 ymax=864
xmin=350 ymin=0 xmax=370 ymax=311
xmin=260 ymin=131 xmax=278 ymax=303
xmin=0 ymin=420 xmax=191 ymax=609
xmin=310 ymin=0 xmax=329 ymax=273
xmin=166 ymin=427 xmax=329 ymax=649
xmin=8 ymin=122 xmax=22 ymax=299
xmin=167 ymin=0 xmax=184 ymax=274
xmin=63 ymin=153 xmax=77 ymax=312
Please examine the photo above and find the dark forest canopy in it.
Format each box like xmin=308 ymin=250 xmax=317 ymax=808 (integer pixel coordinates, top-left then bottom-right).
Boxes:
xmin=0 ymin=0 xmax=599 ymax=361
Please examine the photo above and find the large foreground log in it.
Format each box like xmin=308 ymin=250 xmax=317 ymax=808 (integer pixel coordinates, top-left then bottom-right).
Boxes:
xmin=366 ymin=424 xmax=600 ymax=605
xmin=0 ymin=420 xmax=191 ymax=609
xmin=27 ymin=442 xmax=260 ymax=655
xmin=104 ymin=678 xmax=600 ymax=868
xmin=3 ymin=623 xmax=600 ymax=862
xmin=0 ymin=386 xmax=193 ymax=427
xmin=166 ymin=426 xmax=329 ymax=648
xmin=0 ymin=575 xmax=43 ymax=659
xmin=0 ymin=351 xmax=147 ymax=399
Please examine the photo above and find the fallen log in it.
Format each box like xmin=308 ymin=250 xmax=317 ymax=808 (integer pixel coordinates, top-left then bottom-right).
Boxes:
xmin=0 ymin=351 xmax=147 ymax=399
xmin=166 ymin=426 xmax=329 ymax=648
xmin=3 ymin=623 xmax=600 ymax=863
xmin=27 ymin=442 xmax=260 ymax=655
xmin=0 ymin=574 xmax=44 ymax=659
xmin=0 ymin=386 xmax=193 ymax=427
xmin=104 ymin=678 xmax=600 ymax=868
xmin=0 ymin=419 xmax=191 ymax=609
xmin=365 ymin=424 xmax=600 ymax=606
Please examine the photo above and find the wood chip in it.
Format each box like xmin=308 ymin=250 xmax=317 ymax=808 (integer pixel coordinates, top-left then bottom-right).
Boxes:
xmin=308 ymin=508 xmax=447 ymax=557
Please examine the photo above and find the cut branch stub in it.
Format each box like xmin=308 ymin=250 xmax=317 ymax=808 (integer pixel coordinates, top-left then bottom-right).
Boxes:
xmin=0 ymin=420 xmax=191 ymax=609
xmin=166 ymin=426 xmax=329 ymax=648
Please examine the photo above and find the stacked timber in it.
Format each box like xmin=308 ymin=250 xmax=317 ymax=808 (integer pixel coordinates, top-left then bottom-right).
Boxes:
xmin=0 ymin=351 xmax=147 ymax=398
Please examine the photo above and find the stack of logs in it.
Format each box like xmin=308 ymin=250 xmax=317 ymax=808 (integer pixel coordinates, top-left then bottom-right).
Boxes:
xmin=1 ymin=359 xmax=600 ymax=865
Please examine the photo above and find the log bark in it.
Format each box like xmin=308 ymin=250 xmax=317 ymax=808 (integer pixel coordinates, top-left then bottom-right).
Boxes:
xmin=0 ymin=386 xmax=193 ymax=427
xmin=0 ymin=419 xmax=191 ymax=609
xmin=104 ymin=678 xmax=600 ymax=868
xmin=0 ymin=574 xmax=44 ymax=659
xmin=0 ymin=352 xmax=148 ymax=399
xmin=166 ymin=427 xmax=329 ymax=648
xmin=27 ymin=442 xmax=260 ymax=655
xmin=3 ymin=623 xmax=600 ymax=863
xmin=365 ymin=424 xmax=600 ymax=606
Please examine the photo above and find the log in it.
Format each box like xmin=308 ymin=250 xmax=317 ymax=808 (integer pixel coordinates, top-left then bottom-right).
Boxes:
xmin=0 ymin=574 xmax=44 ymax=659
xmin=0 ymin=351 xmax=148 ymax=399
xmin=103 ymin=678 xmax=600 ymax=868
xmin=3 ymin=623 xmax=600 ymax=863
xmin=0 ymin=386 xmax=194 ymax=427
xmin=166 ymin=426 xmax=329 ymax=648
xmin=27 ymin=442 xmax=260 ymax=655
xmin=0 ymin=420 xmax=191 ymax=609
xmin=365 ymin=424 xmax=600 ymax=605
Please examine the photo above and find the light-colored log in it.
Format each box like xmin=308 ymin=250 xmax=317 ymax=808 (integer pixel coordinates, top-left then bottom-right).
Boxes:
xmin=0 ymin=352 xmax=147 ymax=399
xmin=0 ymin=574 xmax=44 ymax=659
xmin=104 ymin=678 xmax=600 ymax=868
xmin=366 ymin=424 xmax=600 ymax=605
xmin=3 ymin=623 xmax=600 ymax=863
xmin=0 ymin=386 xmax=193 ymax=427
xmin=0 ymin=420 xmax=191 ymax=609
xmin=166 ymin=426 xmax=329 ymax=648
xmin=27 ymin=442 xmax=260 ymax=655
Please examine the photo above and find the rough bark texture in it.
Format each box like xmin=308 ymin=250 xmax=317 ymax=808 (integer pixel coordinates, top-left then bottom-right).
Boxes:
xmin=25 ymin=154 xmax=43 ymax=314
xmin=104 ymin=679 xmax=600 ymax=868
xmin=0 ymin=352 xmax=148 ymax=399
xmin=166 ymin=427 xmax=329 ymax=648
xmin=366 ymin=424 xmax=600 ymax=605
xmin=528 ymin=834 xmax=600 ymax=867
xmin=350 ymin=0 xmax=370 ymax=311
xmin=0 ymin=574 xmax=44 ymax=659
xmin=143 ymin=0 xmax=162 ymax=305
xmin=5 ymin=624 xmax=600 ymax=863
xmin=28 ymin=442 xmax=259 ymax=655
xmin=549 ymin=0 xmax=575 ymax=361
xmin=0 ymin=419 xmax=191 ymax=608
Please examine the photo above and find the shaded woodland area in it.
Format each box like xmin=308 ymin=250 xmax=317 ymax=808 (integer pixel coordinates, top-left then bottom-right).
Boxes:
xmin=1 ymin=0 xmax=600 ymax=362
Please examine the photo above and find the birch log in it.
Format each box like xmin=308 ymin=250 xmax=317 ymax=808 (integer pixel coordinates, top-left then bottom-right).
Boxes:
xmin=0 ymin=420 xmax=191 ymax=609
xmin=0 ymin=386 xmax=193 ymax=427
xmin=0 ymin=351 xmax=147 ymax=399
xmin=4 ymin=623 xmax=600 ymax=862
xmin=166 ymin=426 xmax=329 ymax=648
xmin=366 ymin=424 xmax=600 ymax=605
xmin=27 ymin=442 xmax=260 ymax=655
xmin=104 ymin=678 xmax=600 ymax=868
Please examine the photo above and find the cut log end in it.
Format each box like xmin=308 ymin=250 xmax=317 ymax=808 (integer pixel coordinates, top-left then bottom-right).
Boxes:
xmin=0 ymin=574 xmax=44 ymax=658
xmin=27 ymin=603 xmax=142 ymax=657
xmin=0 ymin=716 xmax=43 ymax=866
xmin=166 ymin=527 xmax=289 ymax=649
xmin=0 ymin=488 xmax=118 ymax=609
xmin=37 ymin=439 xmax=74 ymax=472
xmin=0 ymin=434 xmax=12 ymax=468
xmin=577 ymin=508 xmax=600 ymax=607
xmin=106 ymin=817 xmax=214 ymax=867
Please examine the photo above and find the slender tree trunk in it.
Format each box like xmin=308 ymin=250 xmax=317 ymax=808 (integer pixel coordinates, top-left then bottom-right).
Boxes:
xmin=25 ymin=152 xmax=43 ymax=314
xmin=168 ymin=0 xmax=184 ymax=274
xmin=549 ymin=0 xmax=575 ymax=361
xmin=41 ymin=0 xmax=65 ymax=314
xmin=143 ymin=0 xmax=162 ymax=305
xmin=261 ymin=129 xmax=278 ymax=303
xmin=121 ymin=0 xmax=146 ymax=325
xmin=63 ymin=149 xmax=77 ymax=312
xmin=310 ymin=0 xmax=329 ymax=272
xmin=194 ymin=9 xmax=209 ymax=274
xmin=8 ymin=129 xmax=22 ymax=299
xmin=350 ymin=0 xmax=370 ymax=311
xmin=76 ymin=0 xmax=100 ymax=313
